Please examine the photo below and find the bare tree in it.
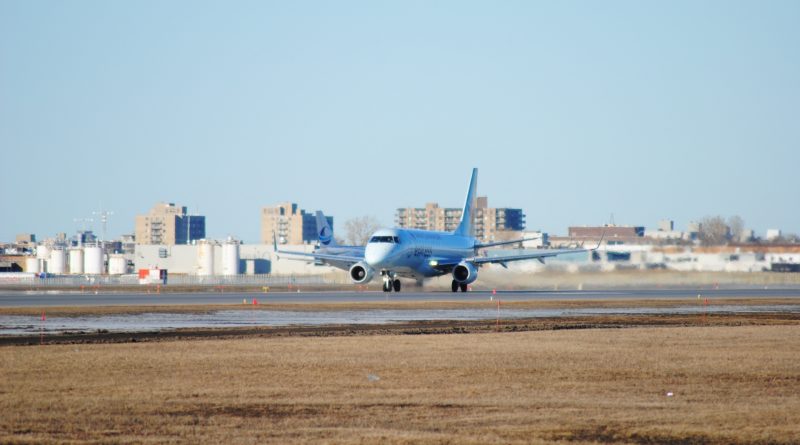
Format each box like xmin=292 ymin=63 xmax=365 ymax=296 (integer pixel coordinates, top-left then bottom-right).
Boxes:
xmin=727 ymin=215 xmax=745 ymax=242
xmin=698 ymin=216 xmax=730 ymax=246
xmin=344 ymin=216 xmax=382 ymax=246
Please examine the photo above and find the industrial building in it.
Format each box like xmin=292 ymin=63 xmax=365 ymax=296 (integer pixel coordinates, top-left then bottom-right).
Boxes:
xmin=135 ymin=202 xmax=205 ymax=245
xmin=261 ymin=202 xmax=332 ymax=245
xmin=395 ymin=197 xmax=525 ymax=242
xmin=133 ymin=241 xmax=335 ymax=276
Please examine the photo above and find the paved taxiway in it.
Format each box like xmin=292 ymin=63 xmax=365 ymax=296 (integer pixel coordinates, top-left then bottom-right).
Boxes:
xmin=1 ymin=287 xmax=799 ymax=307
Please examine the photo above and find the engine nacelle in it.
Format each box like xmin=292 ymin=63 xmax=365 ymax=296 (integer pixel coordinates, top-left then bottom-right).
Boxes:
xmin=452 ymin=261 xmax=478 ymax=284
xmin=349 ymin=262 xmax=375 ymax=284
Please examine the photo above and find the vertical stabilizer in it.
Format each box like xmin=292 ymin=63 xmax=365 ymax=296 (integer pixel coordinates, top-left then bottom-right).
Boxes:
xmin=315 ymin=211 xmax=337 ymax=246
xmin=454 ymin=168 xmax=478 ymax=237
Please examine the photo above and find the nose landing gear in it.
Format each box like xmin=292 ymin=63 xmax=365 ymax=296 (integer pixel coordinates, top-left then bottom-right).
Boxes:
xmin=382 ymin=278 xmax=401 ymax=292
xmin=382 ymin=272 xmax=401 ymax=292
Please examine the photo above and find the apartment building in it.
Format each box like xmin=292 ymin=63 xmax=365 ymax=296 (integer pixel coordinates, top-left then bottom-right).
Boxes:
xmin=134 ymin=202 xmax=205 ymax=245
xmin=261 ymin=202 xmax=332 ymax=245
xmin=395 ymin=197 xmax=525 ymax=242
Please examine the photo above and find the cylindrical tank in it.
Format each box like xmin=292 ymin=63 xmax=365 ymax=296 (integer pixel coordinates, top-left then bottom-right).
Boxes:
xmin=25 ymin=257 xmax=40 ymax=274
xmin=108 ymin=255 xmax=127 ymax=275
xmin=197 ymin=240 xmax=215 ymax=276
xmin=222 ymin=241 xmax=239 ymax=276
xmin=83 ymin=246 xmax=104 ymax=274
xmin=36 ymin=245 xmax=50 ymax=260
xmin=69 ymin=248 xmax=84 ymax=274
xmin=48 ymin=248 xmax=66 ymax=274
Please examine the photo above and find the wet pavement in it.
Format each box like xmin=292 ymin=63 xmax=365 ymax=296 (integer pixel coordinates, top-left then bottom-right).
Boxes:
xmin=2 ymin=304 xmax=799 ymax=336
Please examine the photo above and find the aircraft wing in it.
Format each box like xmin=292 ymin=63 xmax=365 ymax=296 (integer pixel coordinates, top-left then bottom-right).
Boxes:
xmin=320 ymin=246 xmax=365 ymax=256
xmin=468 ymin=247 xmax=591 ymax=265
xmin=273 ymin=233 xmax=364 ymax=266
xmin=471 ymin=230 xmax=605 ymax=266
xmin=474 ymin=236 xmax=541 ymax=249
xmin=275 ymin=248 xmax=363 ymax=264
xmin=427 ymin=244 xmax=595 ymax=272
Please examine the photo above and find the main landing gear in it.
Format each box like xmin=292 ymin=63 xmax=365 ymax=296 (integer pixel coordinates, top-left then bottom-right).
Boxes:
xmin=451 ymin=280 xmax=468 ymax=292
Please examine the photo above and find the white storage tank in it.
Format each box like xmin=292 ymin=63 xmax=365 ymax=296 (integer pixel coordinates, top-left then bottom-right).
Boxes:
xmin=197 ymin=240 xmax=215 ymax=276
xmin=48 ymin=248 xmax=67 ymax=274
xmin=36 ymin=245 xmax=50 ymax=260
xmin=108 ymin=255 xmax=128 ymax=275
xmin=84 ymin=246 xmax=104 ymax=274
xmin=25 ymin=257 xmax=40 ymax=274
xmin=222 ymin=240 xmax=239 ymax=276
xmin=69 ymin=248 xmax=84 ymax=274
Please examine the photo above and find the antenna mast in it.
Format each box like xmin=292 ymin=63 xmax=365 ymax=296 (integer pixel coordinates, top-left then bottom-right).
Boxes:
xmin=92 ymin=208 xmax=114 ymax=242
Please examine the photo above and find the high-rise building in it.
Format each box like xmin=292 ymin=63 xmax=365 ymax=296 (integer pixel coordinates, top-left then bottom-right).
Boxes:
xmin=395 ymin=197 xmax=525 ymax=242
xmin=134 ymin=202 xmax=205 ymax=245
xmin=261 ymin=202 xmax=332 ymax=245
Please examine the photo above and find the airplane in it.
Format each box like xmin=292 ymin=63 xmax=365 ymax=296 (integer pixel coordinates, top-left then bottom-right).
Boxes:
xmin=275 ymin=168 xmax=601 ymax=292
xmin=313 ymin=211 xmax=364 ymax=256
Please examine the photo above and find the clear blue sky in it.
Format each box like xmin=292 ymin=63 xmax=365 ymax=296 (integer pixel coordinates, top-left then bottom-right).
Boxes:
xmin=1 ymin=1 xmax=798 ymax=242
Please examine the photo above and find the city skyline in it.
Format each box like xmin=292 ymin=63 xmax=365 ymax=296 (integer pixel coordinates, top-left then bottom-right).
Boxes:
xmin=4 ymin=196 xmax=792 ymax=246
xmin=2 ymin=2 xmax=798 ymax=242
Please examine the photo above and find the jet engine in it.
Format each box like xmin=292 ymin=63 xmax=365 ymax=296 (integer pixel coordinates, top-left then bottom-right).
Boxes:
xmin=452 ymin=261 xmax=478 ymax=284
xmin=349 ymin=262 xmax=375 ymax=284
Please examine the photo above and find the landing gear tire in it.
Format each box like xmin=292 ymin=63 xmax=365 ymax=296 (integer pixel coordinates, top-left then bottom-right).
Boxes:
xmin=460 ymin=283 xmax=468 ymax=292
xmin=451 ymin=280 xmax=459 ymax=292
xmin=393 ymin=279 xmax=401 ymax=292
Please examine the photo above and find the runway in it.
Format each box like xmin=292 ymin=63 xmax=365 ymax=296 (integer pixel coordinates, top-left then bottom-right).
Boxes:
xmin=1 ymin=287 xmax=799 ymax=307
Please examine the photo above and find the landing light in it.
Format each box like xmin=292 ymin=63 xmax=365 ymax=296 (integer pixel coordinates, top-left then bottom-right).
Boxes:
xmin=429 ymin=260 xmax=438 ymax=267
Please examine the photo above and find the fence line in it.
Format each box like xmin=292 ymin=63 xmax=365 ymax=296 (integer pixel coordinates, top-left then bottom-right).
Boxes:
xmin=0 ymin=273 xmax=347 ymax=287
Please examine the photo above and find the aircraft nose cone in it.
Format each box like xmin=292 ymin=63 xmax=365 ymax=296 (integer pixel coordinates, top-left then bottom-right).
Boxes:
xmin=365 ymin=244 xmax=392 ymax=267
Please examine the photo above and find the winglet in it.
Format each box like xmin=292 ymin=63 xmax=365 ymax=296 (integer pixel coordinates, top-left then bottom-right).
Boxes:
xmin=454 ymin=168 xmax=478 ymax=237
xmin=593 ymin=227 xmax=607 ymax=250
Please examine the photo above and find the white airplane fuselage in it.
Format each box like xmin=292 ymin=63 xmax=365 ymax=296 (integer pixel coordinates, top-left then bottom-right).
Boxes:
xmin=365 ymin=228 xmax=473 ymax=278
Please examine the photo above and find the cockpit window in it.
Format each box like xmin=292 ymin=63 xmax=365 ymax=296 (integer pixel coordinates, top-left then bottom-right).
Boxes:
xmin=369 ymin=236 xmax=398 ymax=243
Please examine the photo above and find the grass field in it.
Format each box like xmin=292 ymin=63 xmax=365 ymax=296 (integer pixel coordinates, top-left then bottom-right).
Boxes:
xmin=2 ymin=324 xmax=799 ymax=444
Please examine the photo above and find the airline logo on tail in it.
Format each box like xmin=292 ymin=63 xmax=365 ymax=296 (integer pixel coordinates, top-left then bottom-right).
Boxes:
xmin=315 ymin=211 xmax=337 ymax=246
xmin=319 ymin=226 xmax=332 ymax=245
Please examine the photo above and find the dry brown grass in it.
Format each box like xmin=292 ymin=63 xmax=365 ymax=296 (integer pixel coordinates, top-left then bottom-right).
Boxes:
xmin=2 ymin=325 xmax=799 ymax=444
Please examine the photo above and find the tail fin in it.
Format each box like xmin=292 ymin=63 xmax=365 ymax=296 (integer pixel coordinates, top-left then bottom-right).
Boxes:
xmin=454 ymin=168 xmax=478 ymax=237
xmin=315 ymin=211 xmax=337 ymax=246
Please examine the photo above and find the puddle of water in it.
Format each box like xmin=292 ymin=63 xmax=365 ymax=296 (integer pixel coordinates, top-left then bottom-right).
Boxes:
xmin=1 ymin=305 xmax=798 ymax=336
